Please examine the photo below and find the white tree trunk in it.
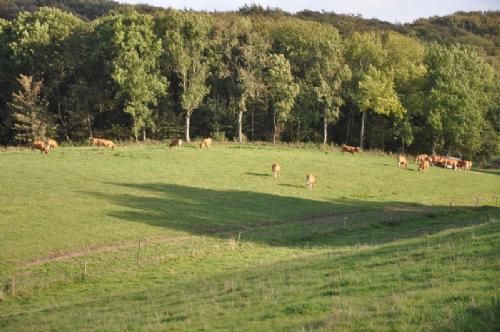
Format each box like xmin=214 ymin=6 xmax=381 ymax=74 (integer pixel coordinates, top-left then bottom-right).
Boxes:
xmin=360 ymin=111 xmax=366 ymax=149
xmin=238 ymin=110 xmax=243 ymax=143
xmin=185 ymin=112 xmax=191 ymax=143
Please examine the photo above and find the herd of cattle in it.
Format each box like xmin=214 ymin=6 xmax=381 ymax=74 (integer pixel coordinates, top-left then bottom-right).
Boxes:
xmin=397 ymin=153 xmax=472 ymax=172
xmin=30 ymin=139 xmax=472 ymax=189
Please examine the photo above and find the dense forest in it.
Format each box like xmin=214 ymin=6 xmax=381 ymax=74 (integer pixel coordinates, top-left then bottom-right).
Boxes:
xmin=0 ymin=0 xmax=498 ymax=161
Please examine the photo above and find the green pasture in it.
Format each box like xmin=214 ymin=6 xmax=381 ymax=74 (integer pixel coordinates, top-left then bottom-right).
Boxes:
xmin=0 ymin=143 xmax=498 ymax=331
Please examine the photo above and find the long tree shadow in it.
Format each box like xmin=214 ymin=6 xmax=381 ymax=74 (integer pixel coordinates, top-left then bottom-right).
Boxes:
xmin=85 ymin=182 xmax=498 ymax=248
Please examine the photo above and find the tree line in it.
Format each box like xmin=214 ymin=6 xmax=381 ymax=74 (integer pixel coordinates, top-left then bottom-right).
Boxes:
xmin=0 ymin=5 xmax=498 ymax=161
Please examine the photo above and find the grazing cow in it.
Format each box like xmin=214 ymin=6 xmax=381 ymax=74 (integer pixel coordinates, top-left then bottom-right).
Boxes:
xmin=418 ymin=159 xmax=430 ymax=172
xmin=458 ymin=160 xmax=472 ymax=171
xmin=431 ymin=155 xmax=446 ymax=167
xmin=46 ymin=138 xmax=58 ymax=149
xmin=102 ymin=139 xmax=116 ymax=150
xmin=414 ymin=154 xmax=428 ymax=164
xmin=444 ymin=158 xmax=459 ymax=170
xmin=32 ymin=140 xmax=48 ymax=154
xmin=200 ymin=138 xmax=212 ymax=149
xmin=90 ymin=138 xmax=115 ymax=150
xmin=306 ymin=174 xmax=316 ymax=190
xmin=341 ymin=144 xmax=360 ymax=155
xmin=272 ymin=163 xmax=281 ymax=178
xmin=90 ymin=137 xmax=102 ymax=146
xmin=397 ymin=155 xmax=408 ymax=168
xmin=169 ymin=138 xmax=182 ymax=149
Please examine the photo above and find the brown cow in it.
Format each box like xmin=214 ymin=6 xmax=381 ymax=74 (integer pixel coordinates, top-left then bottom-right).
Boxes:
xmin=414 ymin=154 xmax=428 ymax=164
xmin=90 ymin=137 xmax=102 ymax=146
xmin=431 ymin=155 xmax=446 ymax=167
xmin=200 ymin=138 xmax=212 ymax=149
xmin=169 ymin=138 xmax=182 ymax=149
xmin=306 ymin=174 xmax=316 ymax=190
xmin=102 ymin=139 xmax=116 ymax=150
xmin=458 ymin=160 xmax=472 ymax=171
xmin=444 ymin=158 xmax=458 ymax=170
xmin=32 ymin=140 xmax=48 ymax=154
xmin=46 ymin=138 xmax=58 ymax=149
xmin=397 ymin=155 xmax=408 ymax=168
xmin=341 ymin=144 xmax=360 ymax=155
xmin=272 ymin=163 xmax=281 ymax=178
xmin=418 ymin=159 xmax=430 ymax=172
xmin=90 ymin=138 xmax=115 ymax=150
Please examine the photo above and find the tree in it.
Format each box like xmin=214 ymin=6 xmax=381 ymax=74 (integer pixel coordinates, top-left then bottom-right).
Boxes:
xmin=382 ymin=32 xmax=426 ymax=151
xmin=264 ymin=54 xmax=299 ymax=143
xmin=212 ymin=16 xmax=268 ymax=143
xmin=355 ymin=66 xmax=405 ymax=149
xmin=270 ymin=19 xmax=350 ymax=144
xmin=155 ymin=11 xmax=211 ymax=143
xmin=7 ymin=8 xmax=85 ymax=141
xmin=424 ymin=43 xmax=495 ymax=156
xmin=94 ymin=11 xmax=167 ymax=142
xmin=8 ymin=74 xmax=50 ymax=144
xmin=345 ymin=32 xmax=387 ymax=148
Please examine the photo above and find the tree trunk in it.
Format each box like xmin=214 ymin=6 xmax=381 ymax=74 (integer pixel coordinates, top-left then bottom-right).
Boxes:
xmin=143 ymin=128 xmax=146 ymax=142
xmin=323 ymin=115 xmax=328 ymax=145
xmin=56 ymin=85 xmax=70 ymax=141
xmin=185 ymin=111 xmax=191 ymax=143
xmin=237 ymin=110 xmax=243 ymax=143
xmin=133 ymin=128 xmax=138 ymax=143
xmin=87 ymin=112 xmax=93 ymax=139
xmin=251 ymin=109 xmax=254 ymax=142
xmin=273 ymin=110 xmax=277 ymax=144
xmin=359 ymin=111 xmax=366 ymax=150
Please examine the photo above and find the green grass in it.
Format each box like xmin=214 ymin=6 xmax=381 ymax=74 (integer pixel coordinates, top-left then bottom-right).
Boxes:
xmin=0 ymin=143 xmax=498 ymax=331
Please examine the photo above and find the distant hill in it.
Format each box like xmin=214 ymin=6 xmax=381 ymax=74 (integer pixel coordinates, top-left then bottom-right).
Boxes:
xmin=295 ymin=10 xmax=500 ymax=67
xmin=2 ymin=0 xmax=498 ymax=60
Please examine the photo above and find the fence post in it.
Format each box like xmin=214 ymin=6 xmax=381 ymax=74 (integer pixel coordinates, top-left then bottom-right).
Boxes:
xmin=136 ymin=240 xmax=141 ymax=267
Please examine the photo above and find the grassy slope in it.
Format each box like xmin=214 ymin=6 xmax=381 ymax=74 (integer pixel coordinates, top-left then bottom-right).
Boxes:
xmin=0 ymin=144 xmax=498 ymax=331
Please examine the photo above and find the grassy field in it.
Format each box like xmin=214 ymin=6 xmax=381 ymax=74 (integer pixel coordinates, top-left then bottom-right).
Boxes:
xmin=0 ymin=143 xmax=499 ymax=331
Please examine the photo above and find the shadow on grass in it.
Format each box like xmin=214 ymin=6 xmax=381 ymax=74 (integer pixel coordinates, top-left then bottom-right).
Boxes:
xmin=278 ymin=183 xmax=303 ymax=188
xmin=245 ymin=172 xmax=271 ymax=177
xmin=85 ymin=183 xmax=498 ymax=248
xmin=440 ymin=301 xmax=500 ymax=332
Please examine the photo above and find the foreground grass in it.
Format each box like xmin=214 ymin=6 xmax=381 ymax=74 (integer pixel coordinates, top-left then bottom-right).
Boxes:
xmin=0 ymin=143 xmax=498 ymax=330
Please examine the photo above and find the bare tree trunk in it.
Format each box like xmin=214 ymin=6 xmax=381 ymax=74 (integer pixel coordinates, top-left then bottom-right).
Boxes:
xmin=142 ymin=128 xmax=146 ymax=142
xmin=237 ymin=110 xmax=243 ymax=143
xmin=133 ymin=126 xmax=138 ymax=142
xmin=87 ymin=112 xmax=93 ymax=139
xmin=185 ymin=111 xmax=191 ymax=143
xmin=323 ymin=110 xmax=328 ymax=145
xmin=359 ymin=111 xmax=366 ymax=150
xmin=273 ymin=110 xmax=277 ymax=144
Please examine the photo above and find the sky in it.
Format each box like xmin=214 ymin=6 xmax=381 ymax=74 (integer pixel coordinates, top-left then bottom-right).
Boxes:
xmin=117 ymin=0 xmax=500 ymax=23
